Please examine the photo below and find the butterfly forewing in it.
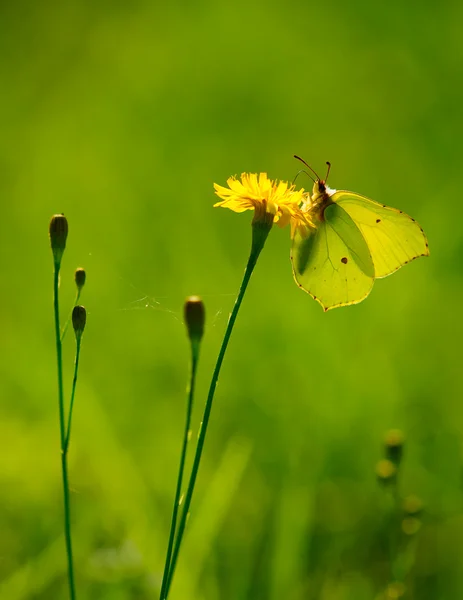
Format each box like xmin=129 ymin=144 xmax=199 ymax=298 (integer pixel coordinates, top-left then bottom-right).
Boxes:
xmin=333 ymin=192 xmax=429 ymax=278
xmin=291 ymin=203 xmax=375 ymax=310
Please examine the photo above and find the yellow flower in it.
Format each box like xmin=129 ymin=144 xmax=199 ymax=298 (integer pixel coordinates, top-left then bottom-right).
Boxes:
xmin=214 ymin=173 xmax=313 ymax=236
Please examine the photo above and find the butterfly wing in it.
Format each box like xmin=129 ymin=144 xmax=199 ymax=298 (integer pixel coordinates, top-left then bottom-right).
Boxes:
xmin=291 ymin=202 xmax=375 ymax=311
xmin=333 ymin=191 xmax=429 ymax=278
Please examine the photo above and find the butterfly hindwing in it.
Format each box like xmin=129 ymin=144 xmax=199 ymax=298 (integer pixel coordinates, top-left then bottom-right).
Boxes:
xmin=291 ymin=202 xmax=375 ymax=311
xmin=333 ymin=191 xmax=429 ymax=278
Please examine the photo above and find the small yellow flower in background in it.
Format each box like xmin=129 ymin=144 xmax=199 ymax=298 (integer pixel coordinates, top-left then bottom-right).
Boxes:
xmin=214 ymin=173 xmax=313 ymax=236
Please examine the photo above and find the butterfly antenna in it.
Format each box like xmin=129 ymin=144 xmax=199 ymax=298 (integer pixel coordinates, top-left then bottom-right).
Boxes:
xmin=294 ymin=155 xmax=321 ymax=181
xmin=325 ymin=161 xmax=331 ymax=183
xmin=292 ymin=169 xmax=315 ymax=185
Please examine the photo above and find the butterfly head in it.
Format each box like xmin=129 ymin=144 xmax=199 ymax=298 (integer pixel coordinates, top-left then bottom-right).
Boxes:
xmin=312 ymin=178 xmax=335 ymax=201
xmin=314 ymin=178 xmax=326 ymax=195
xmin=293 ymin=156 xmax=336 ymax=219
xmin=293 ymin=156 xmax=334 ymax=198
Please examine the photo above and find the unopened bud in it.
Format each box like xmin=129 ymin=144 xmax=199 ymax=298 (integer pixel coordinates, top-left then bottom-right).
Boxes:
xmin=376 ymin=459 xmax=397 ymax=485
xmin=49 ymin=214 xmax=68 ymax=265
xmin=72 ymin=305 xmax=87 ymax=338
xmin=384 ymin=429 xmax=405 ymax=466
xmin=75 ymin=268 xmax=86 ymax=291
xmin=402 ymin=516 xmax=421 ymax=536
xmin=184 ymin=296 xmax=205 ymax=344
xmin=403 ymin=494 xmax=423 ymax=517
xmin=385 ymin=582 xmax=406 ymax=599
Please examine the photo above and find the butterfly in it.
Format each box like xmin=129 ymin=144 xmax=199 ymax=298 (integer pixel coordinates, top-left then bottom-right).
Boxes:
xmin=290 ymin=156 xmax=429 ymax=311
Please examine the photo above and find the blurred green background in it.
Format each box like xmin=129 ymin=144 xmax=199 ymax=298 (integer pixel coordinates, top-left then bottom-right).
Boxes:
xmin=1 ymin=0 xmax=462 ymax=598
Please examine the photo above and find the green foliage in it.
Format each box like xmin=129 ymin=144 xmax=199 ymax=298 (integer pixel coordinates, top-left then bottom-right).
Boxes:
xmin=0 ymin=0 xmax=462 ymax=598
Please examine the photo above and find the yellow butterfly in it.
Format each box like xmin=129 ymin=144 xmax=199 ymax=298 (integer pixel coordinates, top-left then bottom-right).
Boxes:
xmin=291 ymin=157 xmax=429 ymax=311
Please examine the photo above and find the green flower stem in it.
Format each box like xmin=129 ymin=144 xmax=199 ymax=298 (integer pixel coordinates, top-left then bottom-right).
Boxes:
xmin=64 ymin=334 xmax=82 ymax=453
xmin=61 ymin=290 xmax=81 ymax=342
xmin=164 ymin=218 xmax=272 ymax=598
xmin=53 ymin=263 xmax=76 ymax=600
xmin=159 ymin=345 xmax=200 ymax=600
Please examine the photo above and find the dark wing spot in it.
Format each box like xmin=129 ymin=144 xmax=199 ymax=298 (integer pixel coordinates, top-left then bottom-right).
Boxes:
xmin=411 ymin=218 xmax=415 ymax=222
xmin=376 ymin=219 xmax=381 ymax=223
xmin=341 ymin=257 xmax=348 ymax=264
xmin=313 ymin=295 xmax=317 ymax=299
xmin=399 ymin=210 xmax=403 ymax=214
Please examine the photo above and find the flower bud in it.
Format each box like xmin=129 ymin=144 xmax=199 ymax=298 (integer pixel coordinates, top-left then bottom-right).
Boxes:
xmin=403 ymin=494 xmax=423 ymax=517
xmin=75 ymin=268 xmax=86 ymax=291
xmin=184 ymin=296 xmax=205 ymax=344
xmin=72 ymin=305 xmax=87 ymax=339
xmin=376 ymin=459 xmax=397 ymax=485
xmin=49 ymin=214 xmax=68 ymax=265
xmin=385 ymin=582 xmax=406 ymax=599
xmin=384 ymin=429 xmax=405 ymax=466
xmin=402 ymin=516 xmax=421 ymax=536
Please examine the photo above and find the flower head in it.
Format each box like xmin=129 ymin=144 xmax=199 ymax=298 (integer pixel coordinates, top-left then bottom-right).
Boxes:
xmin=214 ymin=173 xmax=313 ymax=236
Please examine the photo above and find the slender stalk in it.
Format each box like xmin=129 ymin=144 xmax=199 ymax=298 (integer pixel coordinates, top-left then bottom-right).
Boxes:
xmin=53 ymin=264 xmax=76 ymax=600
xmin=159 ymin=347 xmax=199 ymax=600
xmin=61 ymin=290 xmax=81 ymax=342
xmin=164 ymin=220 xmax=271 ymax=597
xmin=64 ymin=335 xmax=82 ymax=453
